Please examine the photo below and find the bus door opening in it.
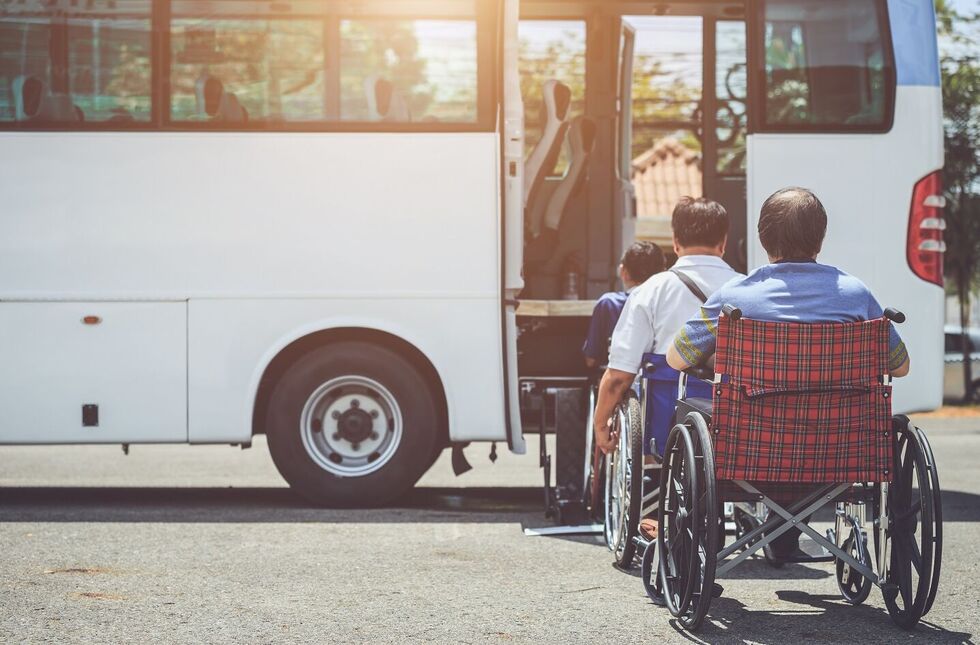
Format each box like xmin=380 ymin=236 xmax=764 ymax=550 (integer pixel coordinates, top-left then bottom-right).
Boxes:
xmin=623 ymin=5 xmax=748 ymax=272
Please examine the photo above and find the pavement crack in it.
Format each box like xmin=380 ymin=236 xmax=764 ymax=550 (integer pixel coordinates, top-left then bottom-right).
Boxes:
xmin=557 ymin=586 xmax=602 ymax=594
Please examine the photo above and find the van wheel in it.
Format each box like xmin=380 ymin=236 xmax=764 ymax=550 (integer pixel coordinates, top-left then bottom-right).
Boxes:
xmin=266 ymin=341 xmax=439 ymax=507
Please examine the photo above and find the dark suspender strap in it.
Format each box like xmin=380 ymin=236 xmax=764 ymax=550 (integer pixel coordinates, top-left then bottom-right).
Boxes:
xmin=670 ymin=268 xmax=708 ymax=303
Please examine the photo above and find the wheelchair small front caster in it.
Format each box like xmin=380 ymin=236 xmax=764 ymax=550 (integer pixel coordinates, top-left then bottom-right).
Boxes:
xmin=836 ymin=533 xmax=873 ymax=605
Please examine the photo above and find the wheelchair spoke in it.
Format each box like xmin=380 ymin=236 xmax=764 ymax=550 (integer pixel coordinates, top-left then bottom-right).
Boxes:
xmin=897 ymin=559 xmax=914 ymax=609
xmin=898 ymin=531 xmax=923 ymax=575
xmin=894 ymin=500 xmax=922 ymax=524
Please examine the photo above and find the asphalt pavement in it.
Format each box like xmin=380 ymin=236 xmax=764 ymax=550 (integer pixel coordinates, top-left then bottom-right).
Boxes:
xmin=1 ymin=414 xmax=977 ymax=644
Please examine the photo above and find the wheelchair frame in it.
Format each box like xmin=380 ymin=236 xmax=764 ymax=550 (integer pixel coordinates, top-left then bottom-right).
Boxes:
xmin=649 ymin=309 xmax=943 ymax=632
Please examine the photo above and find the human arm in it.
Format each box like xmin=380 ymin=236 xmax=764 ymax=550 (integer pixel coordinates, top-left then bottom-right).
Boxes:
xmin=582 ymin=296 xmax=619 ymax=367
xmin=867 ymin=296 xmax=911 ymax=377
xmin=891 ymin=356 xmax=910 ymax=377
xmin=666 ymin=342 xmax=690 ymax=371
xmin=594 ymin=294 xmax=652 ymax=452
xmin=668 ymin=299 xmax=724 ymax=371
xmin=593 ymin=368 xmax=636 ymax=454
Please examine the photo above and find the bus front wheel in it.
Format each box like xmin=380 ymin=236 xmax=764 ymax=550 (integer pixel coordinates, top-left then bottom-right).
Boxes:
xmin=265 ymin=341 xmax=440 ymax=507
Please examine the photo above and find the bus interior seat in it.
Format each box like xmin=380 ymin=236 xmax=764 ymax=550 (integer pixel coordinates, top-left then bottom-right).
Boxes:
xmin=12 ymin=75 xmax=80 ymax=122
xmin=195 ymin=74 xmax=247 ymax=123
xmin=540 ymin=115 xmax=596 ymax=235
xmin=523 ymin=80 xmax=571 ymax=215
xmin=365 ymin=76 xmax=411 ymax=122
xmin=524 ymin=116 xmax=596 ymax=281
xmin=218 ymin=92 xmax=248 ymax=123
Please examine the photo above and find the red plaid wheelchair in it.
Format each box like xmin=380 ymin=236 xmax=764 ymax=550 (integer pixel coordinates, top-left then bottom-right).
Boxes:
xmin=645 ymin=306 xmax=942 ymax=631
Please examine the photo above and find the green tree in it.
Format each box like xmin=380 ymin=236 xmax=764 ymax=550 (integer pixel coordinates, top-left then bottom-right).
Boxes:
xmin=937 ymin=0 xmax=980 ymax=401
xmin=631 ymin=53 xmax=701 ymax=160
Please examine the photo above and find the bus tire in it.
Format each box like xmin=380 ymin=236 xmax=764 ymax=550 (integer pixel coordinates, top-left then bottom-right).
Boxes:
xmin=265 ymin=341 xmax=439 ymax=507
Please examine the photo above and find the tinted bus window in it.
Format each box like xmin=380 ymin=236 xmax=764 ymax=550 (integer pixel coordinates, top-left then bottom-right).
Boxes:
xmin=0 ymin=0 xmax=151 ymax=124
xmin=762 ymin=0 xmax=892 ymax=130
xmin=170 ymin=11 xmax=325 ymax=124
xmin=341 ymin=19 xmax=478 ymax=123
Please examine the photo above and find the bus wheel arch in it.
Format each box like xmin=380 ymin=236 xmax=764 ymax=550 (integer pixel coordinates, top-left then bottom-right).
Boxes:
xmin=252 ymin=328 xmax=449 ymax=506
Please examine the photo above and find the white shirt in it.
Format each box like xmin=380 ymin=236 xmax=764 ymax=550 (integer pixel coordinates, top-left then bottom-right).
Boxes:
xmin=607 ymin=254 xmax=739 ymax=373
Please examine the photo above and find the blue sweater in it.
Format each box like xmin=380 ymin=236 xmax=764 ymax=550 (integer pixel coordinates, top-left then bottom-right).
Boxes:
xmin=673 ymin=261 xmax=908 ymax=370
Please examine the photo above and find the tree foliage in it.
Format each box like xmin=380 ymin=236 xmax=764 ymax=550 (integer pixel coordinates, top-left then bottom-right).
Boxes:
xmin=936 ymin=0 xmax=980 ymax=400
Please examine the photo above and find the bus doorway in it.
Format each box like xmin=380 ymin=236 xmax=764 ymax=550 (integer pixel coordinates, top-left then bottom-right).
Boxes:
xmin=624 ymin=5 xmax=748 ymax=273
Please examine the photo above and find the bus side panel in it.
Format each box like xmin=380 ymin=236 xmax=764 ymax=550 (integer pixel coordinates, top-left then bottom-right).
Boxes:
xmin=747 ymin=85 xmax=944 ymax=413
xmin=187 ymin=298 xmax=505 ymax=444
xmin=0 ymin=132 xmax=507 ymax=444
xmin=0 ymin=132 xmax=499 ymax=300
xmin=0 ymin=302 xmax=187 ymax=443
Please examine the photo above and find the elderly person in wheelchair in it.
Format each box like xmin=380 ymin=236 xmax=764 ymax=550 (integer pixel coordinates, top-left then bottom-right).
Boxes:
xmin=633 ymin=187 xmax=940 ymax=631
xmin=592 ymin=197 xmax=738 ymax=566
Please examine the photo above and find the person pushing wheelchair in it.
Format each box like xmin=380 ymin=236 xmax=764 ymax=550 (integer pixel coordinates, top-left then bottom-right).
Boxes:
xmin=666 ymin=186 xmax=911 ymax=561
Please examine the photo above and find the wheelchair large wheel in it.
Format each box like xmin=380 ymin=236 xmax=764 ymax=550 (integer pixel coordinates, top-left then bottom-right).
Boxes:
xmin=911 ymin=423 xmax=943 ymax=616
xmin=604 ymin=390 xmax=643 ymax=568
xmin=657 ymin=413 xmax=718 ymax=631
xmin=882 ymin=421 xmax=936 ymax=630
xmin=583 ymin=385 xmax=605 ymax=522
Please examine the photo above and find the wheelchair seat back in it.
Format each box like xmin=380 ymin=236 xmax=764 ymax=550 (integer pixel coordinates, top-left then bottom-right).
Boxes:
xmin=711 ymin=315 xmax=893 ymax=484
xmin=642 ymin=353 xmax=711 ymax=456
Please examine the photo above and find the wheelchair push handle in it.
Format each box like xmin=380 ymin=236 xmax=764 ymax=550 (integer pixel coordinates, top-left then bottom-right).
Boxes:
xmin=884 ymin=308 xmax=906 ymax=324
xmin=722 ymin=304 xmax=742 ymax=320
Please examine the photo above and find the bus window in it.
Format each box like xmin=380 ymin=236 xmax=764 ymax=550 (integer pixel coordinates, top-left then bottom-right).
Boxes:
xmin=340 ymin=19 xmax=479 ymax=123
xmin=0 ymin=0 xmax=152 ymax=124
xmin=716 ymin=20 xmax=746 ymax=175
xmin=518 ymin=20 xmax=585 ymax=173
xmin=170 ymin=5 xmax=325 ymax=123
xmin=761 ymin=0 xmax=893 ymax=129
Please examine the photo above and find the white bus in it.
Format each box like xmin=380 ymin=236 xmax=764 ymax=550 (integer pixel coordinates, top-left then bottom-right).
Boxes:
xmin=0 ymin=0 xmax=944 ymax=506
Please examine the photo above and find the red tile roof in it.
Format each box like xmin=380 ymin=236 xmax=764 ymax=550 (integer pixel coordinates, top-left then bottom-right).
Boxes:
xmin=631 ymin=136 xmax=703 ymax=218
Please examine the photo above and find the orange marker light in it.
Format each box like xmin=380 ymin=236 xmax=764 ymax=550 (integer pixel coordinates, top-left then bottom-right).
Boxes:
xmin=82 ymin=316 xmax=102 ymax=325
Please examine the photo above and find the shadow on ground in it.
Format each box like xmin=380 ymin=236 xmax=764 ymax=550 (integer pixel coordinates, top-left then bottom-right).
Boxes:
xmin=662 ymin=591 xmax=974 ymax=645
xmin=0 ymin=486 xmax=546 ymax=523
xmin=3 ymin=486 xmax=979 ymax=524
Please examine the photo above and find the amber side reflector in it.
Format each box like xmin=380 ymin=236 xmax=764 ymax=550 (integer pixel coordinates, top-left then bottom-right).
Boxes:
xmin=82 ymin=316 xmax=102 ymax=325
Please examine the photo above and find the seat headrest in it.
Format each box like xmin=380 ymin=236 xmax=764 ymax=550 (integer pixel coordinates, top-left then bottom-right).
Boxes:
xmin=539 ymin=79 xmax=572 ymax=125
xmin=11 ymin=75 xmax=80 ymax=122
xmin=196 ymin=75 xmax=225 ymax=117
xmin=364 ymin=76 xmax=411 ymax=122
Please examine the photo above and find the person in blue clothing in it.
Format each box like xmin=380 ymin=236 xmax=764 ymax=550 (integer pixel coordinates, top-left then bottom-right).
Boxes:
xmin=667 ymin=186 xmax=910 ymax=560
xmin=582 ymin=241 xmax=665 ymax=368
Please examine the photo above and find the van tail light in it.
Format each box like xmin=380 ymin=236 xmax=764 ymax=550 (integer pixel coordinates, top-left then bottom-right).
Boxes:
xmin=907 ymin=171 xmax=946 ymax=287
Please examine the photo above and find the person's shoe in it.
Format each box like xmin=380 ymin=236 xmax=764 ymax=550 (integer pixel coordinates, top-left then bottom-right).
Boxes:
xmin=639 ymin=518 xmax=658 ymax=540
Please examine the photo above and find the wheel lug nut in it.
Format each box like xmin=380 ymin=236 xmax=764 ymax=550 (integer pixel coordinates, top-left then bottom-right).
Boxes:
xmin=351 ymin=442 xmax=360 ymax=451
xmin=332 ymin=433 xmax=341 ymax=441
xmin=331 ymin=411 xmax=341 ymax=420
xmin=370 ymin=432 xmax=379 ymax=440
xmin=351 ymin=399 xmax=360 ymax=409
xmin=370 ymin=410 xmax=379 ymax=418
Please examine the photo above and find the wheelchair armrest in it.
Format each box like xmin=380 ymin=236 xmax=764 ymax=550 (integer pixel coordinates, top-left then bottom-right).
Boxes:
xmin=684 ymin=364 xmax=714 ymax=382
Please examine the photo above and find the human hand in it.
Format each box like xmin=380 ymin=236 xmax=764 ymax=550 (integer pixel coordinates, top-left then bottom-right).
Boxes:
xmin=594 ymin=415 xmax=619 ymax=455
